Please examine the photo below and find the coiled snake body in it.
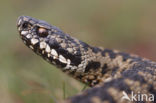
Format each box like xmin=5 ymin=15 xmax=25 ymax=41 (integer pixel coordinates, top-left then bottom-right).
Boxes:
xmin=17 ymin=16 xmax=156 ymax=103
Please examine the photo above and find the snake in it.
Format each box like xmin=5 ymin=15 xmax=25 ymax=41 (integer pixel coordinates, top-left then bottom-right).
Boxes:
xmin=17 ymin=16 xmax=156 ymax=103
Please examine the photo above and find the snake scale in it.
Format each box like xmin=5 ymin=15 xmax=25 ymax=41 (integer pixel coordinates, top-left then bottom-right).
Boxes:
xmin=17 ymin=16 xmax=156 ymax=103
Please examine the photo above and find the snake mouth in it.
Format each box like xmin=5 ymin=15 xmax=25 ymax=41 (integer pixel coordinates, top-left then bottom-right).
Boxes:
xmin=20 ymin=32 xmax=38 ymax=50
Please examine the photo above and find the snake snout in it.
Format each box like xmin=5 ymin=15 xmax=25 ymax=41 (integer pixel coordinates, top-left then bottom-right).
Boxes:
xmin=17 ymin=16 xmax=23 ymax=27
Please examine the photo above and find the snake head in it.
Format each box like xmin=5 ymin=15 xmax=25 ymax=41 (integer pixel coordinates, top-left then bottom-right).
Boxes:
xmin=17 ymin=16 xmax=83 ymax=70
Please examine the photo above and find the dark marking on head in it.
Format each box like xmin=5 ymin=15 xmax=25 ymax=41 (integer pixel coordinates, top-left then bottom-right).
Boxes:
xmin=57 ymin=47 xmax=82 ymax=66
xmin=57 ymin=48 xmax=67 ymax=55
xmin=54 ymin=59 xmax=67 ymax=68
xmin=48 ymin=38 xmax=60 ymax=49
xmin=85 ymin=61 xmax=101 ymax=73
xmin=52 ymin=47 xmax=82 ymax=66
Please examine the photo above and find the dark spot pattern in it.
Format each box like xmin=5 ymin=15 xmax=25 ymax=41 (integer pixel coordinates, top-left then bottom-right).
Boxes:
xmin=92 ymin=47 xmax=102 ymax=53
xmin=85 ymin=61 xmax=101 ymax=73
xmin=117 ymin=52 xmax=131 ymax=61
xmin=102 ymin=49 xmax=117 ymax=59
xmin=121 ymin=69 xmax=146 ymax=84
xmin=70 ymin=78 xmax=131 ymax=103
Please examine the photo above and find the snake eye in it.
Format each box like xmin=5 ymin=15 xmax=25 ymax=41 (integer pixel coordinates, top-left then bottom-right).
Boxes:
xmin=38 ymin=27 xmax=48 ymax=37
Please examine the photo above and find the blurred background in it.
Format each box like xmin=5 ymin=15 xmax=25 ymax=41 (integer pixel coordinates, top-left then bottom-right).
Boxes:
xmin=0 ymin=0 xmax=156 ymax=103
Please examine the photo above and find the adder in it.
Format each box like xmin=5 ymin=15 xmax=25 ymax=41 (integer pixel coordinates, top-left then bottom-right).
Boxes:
xmin=17 ymin=16 xmax=156 ymax=103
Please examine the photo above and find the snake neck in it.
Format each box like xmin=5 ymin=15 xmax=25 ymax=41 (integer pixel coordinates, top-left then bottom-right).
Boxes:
xmin=62 ymin=42 xmax=139 ymax=87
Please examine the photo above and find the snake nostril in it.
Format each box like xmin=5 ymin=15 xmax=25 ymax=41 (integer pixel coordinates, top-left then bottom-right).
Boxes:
xmin=21 ymin=21 xmax=32 ymax=30
xmin=22 ymin=22 xmax=29 ymax=29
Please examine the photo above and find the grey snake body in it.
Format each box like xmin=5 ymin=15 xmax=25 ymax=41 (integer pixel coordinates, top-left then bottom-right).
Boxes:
xmin=17 ymin=16 xmax=156 ymax=103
